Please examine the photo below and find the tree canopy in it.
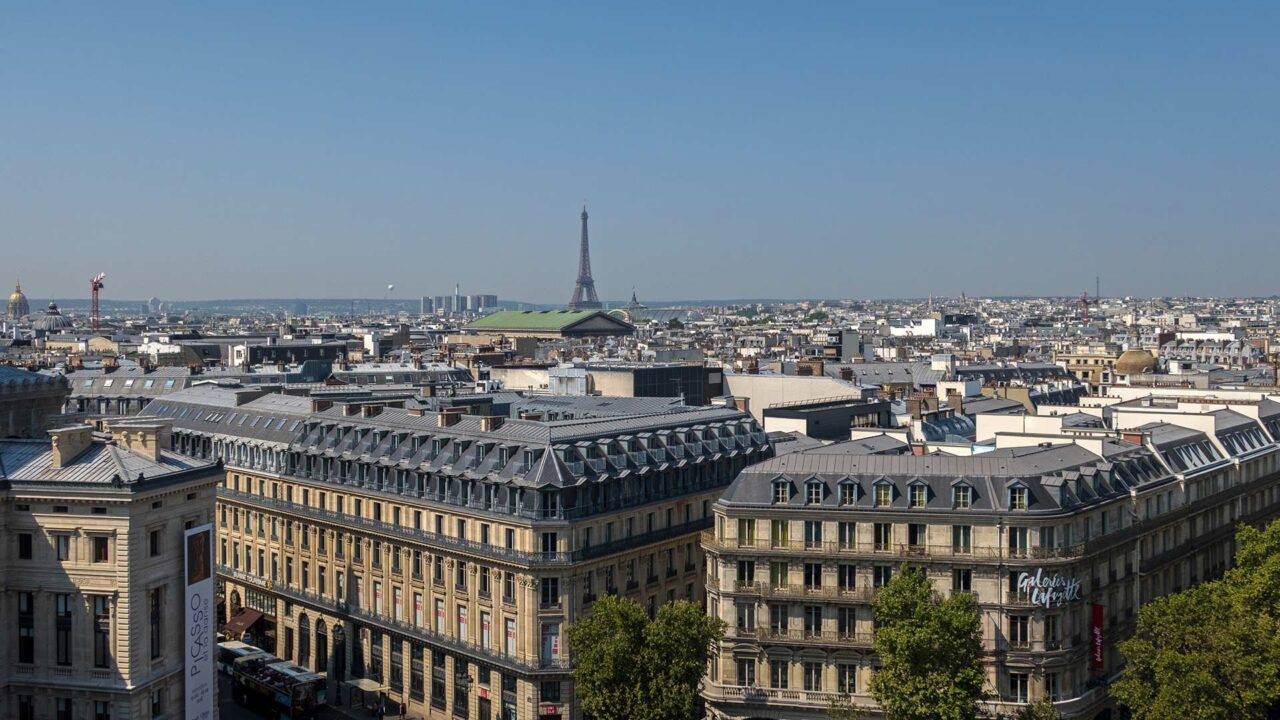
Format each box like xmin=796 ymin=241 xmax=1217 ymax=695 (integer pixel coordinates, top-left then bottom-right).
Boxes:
xmin=1113 ymin=520 xmax=1280 ymax=720
xmin=869 ymin=565 xmax=987 ymax=720
xmin=566 ymin=596 xmax=726 ymax=720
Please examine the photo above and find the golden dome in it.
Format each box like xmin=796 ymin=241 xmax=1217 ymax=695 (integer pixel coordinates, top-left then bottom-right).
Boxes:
xmin=8 ymin=281 xmax=24 ymax=304
xmin=1115 ymin=349 xmax=1156 ymax=376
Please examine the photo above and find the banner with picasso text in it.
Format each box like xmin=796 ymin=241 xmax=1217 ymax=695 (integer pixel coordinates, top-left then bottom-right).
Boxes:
xmin=185 ymin=524 xmax=216 ymax=720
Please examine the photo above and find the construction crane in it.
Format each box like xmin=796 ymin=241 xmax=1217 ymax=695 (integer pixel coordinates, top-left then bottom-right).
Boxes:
xmin=1080 ymin=291 xmax=1091 ymax=324
xmin=90 ymin=272 xmax=106 ymax=332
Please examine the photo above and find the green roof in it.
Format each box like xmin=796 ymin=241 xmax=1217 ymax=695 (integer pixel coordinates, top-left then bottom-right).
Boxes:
xmin=465 ymin=309 xmax=603 ymax=331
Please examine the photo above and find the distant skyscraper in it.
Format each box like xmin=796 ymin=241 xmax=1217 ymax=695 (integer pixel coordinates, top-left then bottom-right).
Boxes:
xmin=568 ymin=206 xmax=602 ymax=310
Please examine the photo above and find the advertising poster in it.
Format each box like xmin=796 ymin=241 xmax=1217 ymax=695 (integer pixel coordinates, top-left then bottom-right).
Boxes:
xmin=185 ymin=524 xmax=216 ymax=720
xmin=1091 ymin=604 xmax=1105 ymax=669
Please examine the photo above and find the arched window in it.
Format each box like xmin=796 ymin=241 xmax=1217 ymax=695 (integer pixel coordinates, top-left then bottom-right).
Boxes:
xmin=298 ymin=613 xmax=311 ymax=667
xmin=316 ymin=620 xmax=329 ymax=673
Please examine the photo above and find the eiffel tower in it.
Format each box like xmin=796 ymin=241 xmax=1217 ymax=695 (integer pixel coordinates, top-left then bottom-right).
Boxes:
xmin=568 ymin=205 xmax=603 ymax=310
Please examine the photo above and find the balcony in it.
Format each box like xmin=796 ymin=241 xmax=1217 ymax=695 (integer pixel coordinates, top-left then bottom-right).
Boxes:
xmin=702 ymin=531 xmax=1085 ymax=563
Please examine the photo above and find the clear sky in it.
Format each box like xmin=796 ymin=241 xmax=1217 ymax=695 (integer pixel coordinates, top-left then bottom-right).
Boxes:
xmin=3 ymin=2 xmax=1278 ymax=304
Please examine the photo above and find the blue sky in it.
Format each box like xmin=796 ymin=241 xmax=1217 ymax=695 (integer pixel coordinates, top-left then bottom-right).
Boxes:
xmin=3 ymin=2 xmax=1278 ymax=303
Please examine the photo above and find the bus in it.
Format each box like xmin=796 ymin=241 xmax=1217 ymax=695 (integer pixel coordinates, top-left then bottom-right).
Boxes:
xmin=229 ymin=655 xmax=327 ymax=720
xmin=217 ymin=640 xmax=270 ymax=675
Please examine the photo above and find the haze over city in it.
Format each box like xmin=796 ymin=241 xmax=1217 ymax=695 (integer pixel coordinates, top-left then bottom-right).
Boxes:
xmin=5 ymin=1 xmax=1279 ymax=303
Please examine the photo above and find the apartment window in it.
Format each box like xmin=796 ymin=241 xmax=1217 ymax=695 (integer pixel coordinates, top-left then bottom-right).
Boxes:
xmin=18 ymin=592 xmax=34 ymax=663
xmin=56 ymin=593 xmax=73 ymax=665
xmin=1045 ymin=671 xmax=1061 ymax=700
xmin=803 ymin=520 xmax=823 ymax=548
xmin=803 ymin=562 xmax=822 ymax=589
xmin=1009 ymin=486 xmax=1028 ymax=511
xmin=150 ymin=587 xmax=163 ymax=659
xmin=94 ymin=596 xmax=112 ymax=668
xmin=837 ymin=521 xmax=856 ymax=549
xmin=504 ymin=571 xmax=515 ymax=601
xmin=907 ymin=523 xmax=927 ymax=548
xmin=953 ymin=568 xmax=972 ymax=592
xmin=456 ymin=561 xmax=468 ymax=590
xmin=433 ymin=556 xmax=443 ymax=584
xmin=1008 ymin=672 xmax=1029 ymax=703
xmin=55 ymin=534 xmax=71 ymax=561
xmin=151 ymin=689 xmax=166 ymax=717
xmin=952 ymin=525 xmax=972 ymax=553
xmin=838 ymin=564 xmax=857 ymax=590
xmin=150 ymin=529 xmax=162 ymax=557
xmin=874 ymin=483 xmax=891 ymax=507
xmin=770 ymin=603 xmax=788 ymax=633
xmin=749 ymin=651 xmax=781 ymax=689
xmin=736 ymin=602 xmax=756 ymax=631
xmin=18 ymin=533 xmax=32 ymax=559
xmin=772 ymin=480 xmax=789 ymax=504
xmin=805 ymin=481 xmax=823 ymax=504
xmin=57 ymin=699 xmax=72 ymax=720
xmin=837 ymin=663 xmax=857 ymax=694
xmin=953 ymin=484 xmax=972 ymax=509
xmin=770 ymin=520 xmax=789 ymax=547
xmin=1008 ymin=615 xmax=1030 ymax=648
xmin=803 ymin=661 xmax=823 ymax=691
xmin=540 ymin=577 xmax=560 ymax=607
xmin=803 ymin=605 xmax=822 ymax=637
xmin=737 ymin=658 xmax=756 ymax=686
xmin=1008 ymin=526 xmax=1029 ymax=556
xmin=737 ymin=518 xmax=755 ymax=546
xmin=769 ymin=561 xmax=788 ymax=588
xmin=736 ymin=560 xmax=755 ymax=585
xmin=909 ymin=484 xmax=927 ymax=508
xmin=18 ymin=696 xmax=33 ymax=720
xmin=95 ymin=700 xmax=111 ymax=720
xmin=873 ymin=565 xmax=893 ymax=588
xmin=838 ymin=482 xmax=856 ymax=506
xmin=873 ymin=522 xmax=892 ymax=551
xmin=1045 ymin=614 xmax=1061 ymax=646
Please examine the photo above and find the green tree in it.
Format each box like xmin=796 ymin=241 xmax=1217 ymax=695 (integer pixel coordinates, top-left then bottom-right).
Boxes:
xmin=567 ymin=596 xmax=726 ymax=720
xmin=666 ymin=318 xmax=684 ymax=329
xmin=1017 ymin=696 xmax=1061 ymax=720
xmin=869 ymin=565 xmax=986 ymax=720
xmin=826 ymin=692 xmax=865 ymax=720
xmin=1113 ymin=520 xmax=1280 ymax=720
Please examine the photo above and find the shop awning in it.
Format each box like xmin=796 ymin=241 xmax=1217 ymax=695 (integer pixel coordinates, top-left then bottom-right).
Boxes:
xmin=223 ymin=608 xmax=264 ymax=640
xmin=343 ymin=678 xmax=388 ymax=693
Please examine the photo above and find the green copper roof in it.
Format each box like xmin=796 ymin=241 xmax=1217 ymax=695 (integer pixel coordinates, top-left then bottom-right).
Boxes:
xmin=465 ymin=309 xmax=602 ymax=331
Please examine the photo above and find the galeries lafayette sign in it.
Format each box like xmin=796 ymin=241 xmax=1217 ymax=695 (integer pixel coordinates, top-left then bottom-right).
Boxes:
xmin=1017 ymin=568 xmax=1082 ymax=608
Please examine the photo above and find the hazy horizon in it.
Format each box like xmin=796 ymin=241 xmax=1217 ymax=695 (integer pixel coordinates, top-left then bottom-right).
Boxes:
xmin=4 ymin=2 xmax=1279 ymax=303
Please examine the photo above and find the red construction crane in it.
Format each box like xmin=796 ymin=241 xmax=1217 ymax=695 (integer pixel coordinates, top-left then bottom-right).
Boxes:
xmin=90 ymin=272 xmax=106 ymax=332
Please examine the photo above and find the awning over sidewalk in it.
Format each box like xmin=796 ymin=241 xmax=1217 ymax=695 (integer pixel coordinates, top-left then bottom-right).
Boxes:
xmin=223 ymin=608 xmax=264 ymax=640
xmin=342 ymin=678 xmax=388 ymax=693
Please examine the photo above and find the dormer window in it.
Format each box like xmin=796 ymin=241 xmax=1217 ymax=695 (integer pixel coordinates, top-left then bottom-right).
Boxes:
xmin=805 ymin=481 xmax=823 ymax=505
xmin=873 ymin=482 xmax=892 ymax=508
xmin=953 ymin=485 xmax=972 ymax=510
xmin=1009 ymin=485 xmax=1028 ymax=511
xmin=909 ymin=484 xmax=927 ymax=508
xmin=772 ymin=481 xmax=789 ymax=505
xmin=838 ymin=481 xmax=856 ymax=506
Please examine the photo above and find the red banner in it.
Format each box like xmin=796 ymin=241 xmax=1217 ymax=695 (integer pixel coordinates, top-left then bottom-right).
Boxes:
xmin=1091 ymin=604 xmax=1105 ymax=669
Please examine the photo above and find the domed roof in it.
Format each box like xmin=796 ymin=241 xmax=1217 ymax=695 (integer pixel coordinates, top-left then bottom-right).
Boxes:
xmin=1115 ymin=349 xmax=1156 ymax=375
xmin=33 ymin=300 xmax=71 ymax=332
xmin=7 ymin=281 xmax=30 ymax=320
xmin=8 ymin=282 xmax=25 ymax=304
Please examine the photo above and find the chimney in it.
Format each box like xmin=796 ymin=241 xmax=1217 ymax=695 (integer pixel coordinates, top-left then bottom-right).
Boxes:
xmin=518 ymin=410 xmax=544 ymax=421
xmin=1120 ymin=431 xmax=1147 ymax=446
xmin=102 ymin=355 xmax=119 ymax=371
xmin=438 ymin=407 xmax=466 ymax=427
xmin=946 ymin=389 xmax=964 ymax=415
xmin=361 ymin=404 xmax=383 ymax=418
xmin=406 ymin=407 xmax=425 ymax=417
xmin=109 ymin=420 xmax=170 ymax=462
xmin=840 ymin=367 xmax=854 ymax=381
xmin=49 ymin=425 xmax=95 ymax=468
xmin=342 ymin=403 xmax=361 ymax=417
xmin=311 ymin=399 xmax=333 ymax=413
xmin=479 ymin=415 xmax=505 ymax=432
